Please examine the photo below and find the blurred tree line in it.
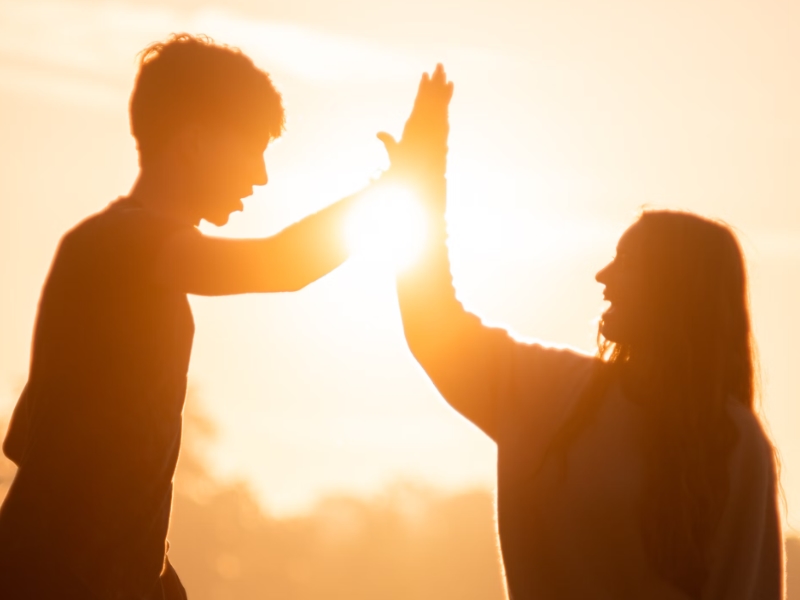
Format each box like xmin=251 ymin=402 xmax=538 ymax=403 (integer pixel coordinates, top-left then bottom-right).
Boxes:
xmin=0 ymin=397 xmax=797 ymax=599
xmin=166 ymin=398 xmax=505 ymax=599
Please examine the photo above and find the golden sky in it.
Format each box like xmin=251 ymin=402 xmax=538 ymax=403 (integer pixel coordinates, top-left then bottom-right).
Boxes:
xmin=0 ymin=0 xmax=799 ymax=523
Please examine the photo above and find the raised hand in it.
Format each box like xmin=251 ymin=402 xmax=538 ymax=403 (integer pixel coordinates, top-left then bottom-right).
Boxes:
xmin=378 ymin=64 xmax=454 ymax=182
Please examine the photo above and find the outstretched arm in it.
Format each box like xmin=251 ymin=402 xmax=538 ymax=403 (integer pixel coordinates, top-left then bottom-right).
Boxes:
xmin=391 ymin=66 xmax=517 ymax=441
xmin=397 ymin=196 xmax=518 ymax=441
xmin=155 ymin=192 xmax=362 ymax=296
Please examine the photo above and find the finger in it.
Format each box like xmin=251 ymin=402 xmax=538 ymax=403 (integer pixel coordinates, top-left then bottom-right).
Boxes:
xmin=433 ymin=75 xmax=453 ymax=103
xmin=413 ymin=72 xmax=431 ymax=108
xmin=414 ymin=72 xmax=427 ymax=99
xmin=376 ymin=131 xmax=398 ymax=148
xmin=376 ymin=132 xmax=399 ymax=158
xmin=426 ymin=64 xmax=451 ymax=104
xmin=433 ymin=63 xmax=445 ymax=85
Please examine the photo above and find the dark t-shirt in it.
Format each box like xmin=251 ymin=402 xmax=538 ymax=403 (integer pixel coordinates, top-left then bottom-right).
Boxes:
xmin=0 ymin=197 xmax=195 ymax=598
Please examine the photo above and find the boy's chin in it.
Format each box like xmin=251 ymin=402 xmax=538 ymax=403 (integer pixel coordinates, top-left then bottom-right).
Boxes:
xmin=201 ymin=199 xmax=244 ymax=227
xmin=202 ymin=212 xmax=232 ymax=227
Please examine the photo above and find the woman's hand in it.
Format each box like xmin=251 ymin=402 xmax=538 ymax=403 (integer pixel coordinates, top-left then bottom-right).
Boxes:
xmin=378 ymin=64 xmax=454 ymax=183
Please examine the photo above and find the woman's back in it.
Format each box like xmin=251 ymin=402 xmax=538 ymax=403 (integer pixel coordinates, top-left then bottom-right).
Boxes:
xmin=490 ymin=342 xmax=779 ymax=599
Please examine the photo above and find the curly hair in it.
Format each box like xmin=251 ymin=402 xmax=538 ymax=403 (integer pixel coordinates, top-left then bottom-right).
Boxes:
xmin=130 ymin=33 xmax=285 ymax=166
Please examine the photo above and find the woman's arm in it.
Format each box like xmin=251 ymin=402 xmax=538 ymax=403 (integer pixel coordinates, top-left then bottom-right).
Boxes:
xmin=391 ymin=66 xmax=517 ymax=441
xmin=396 ymin=188 xmax=517 ymax=441
xmin=154 ymin=192 xmax=362 ymax=296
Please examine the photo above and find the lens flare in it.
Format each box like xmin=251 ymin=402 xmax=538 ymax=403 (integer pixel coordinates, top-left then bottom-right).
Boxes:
xmin=346 ymin=185 xmax=427 ymax=269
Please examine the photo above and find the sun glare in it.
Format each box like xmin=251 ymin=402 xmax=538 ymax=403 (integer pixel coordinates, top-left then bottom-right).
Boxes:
xmin=346 ymin=185 xmax=428 ymax=269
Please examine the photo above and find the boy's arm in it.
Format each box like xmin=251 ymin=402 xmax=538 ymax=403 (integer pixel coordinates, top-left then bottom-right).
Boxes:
xmin=154 ymin=192 xmax=362 ymax=296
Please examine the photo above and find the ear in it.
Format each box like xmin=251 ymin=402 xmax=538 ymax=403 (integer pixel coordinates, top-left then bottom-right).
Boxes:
xmin=173 ymin=121 xmax=204 ymax=161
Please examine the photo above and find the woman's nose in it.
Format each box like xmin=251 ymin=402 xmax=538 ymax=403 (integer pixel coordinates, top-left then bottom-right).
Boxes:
xmin=596 ymin=262 xmax=611 ymax=284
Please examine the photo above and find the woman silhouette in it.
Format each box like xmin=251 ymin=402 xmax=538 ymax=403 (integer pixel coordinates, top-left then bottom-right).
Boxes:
xmin=386 ymin=66 xmax=782 ymax=599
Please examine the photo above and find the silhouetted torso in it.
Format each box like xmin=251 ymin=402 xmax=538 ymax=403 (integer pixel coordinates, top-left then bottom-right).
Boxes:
xmin=493 ymin=347 xmax=780 ymax=600
xmin=494 ymin=356 xmax=689 ymax=599
xmin=0 ymin=197 xmax=194 ymax=597
xmin=396 ymin=209 xmax=782 ymax=599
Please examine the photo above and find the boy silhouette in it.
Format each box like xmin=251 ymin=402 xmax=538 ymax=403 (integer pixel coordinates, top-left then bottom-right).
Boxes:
xmin=0 ymin=34 xmax=433 ymax=599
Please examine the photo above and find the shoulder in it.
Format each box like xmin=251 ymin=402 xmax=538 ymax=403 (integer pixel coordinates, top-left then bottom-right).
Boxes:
xmin=499 ymin=339 xmax=600 ymax=427
xmin=64 ymin=198 xmax=185 ymax=245
xmin=509 ymin=339 xmax=599 ymax=396
xmin=496 ymin=341 xmax=602 ymax=466
xmin=51 ymin=199 xmax=193 ymax=290
xmin=726 ymin=402 xmax=777 ymax=484
xmin=58 ymin=198 xmax=192 ymax=266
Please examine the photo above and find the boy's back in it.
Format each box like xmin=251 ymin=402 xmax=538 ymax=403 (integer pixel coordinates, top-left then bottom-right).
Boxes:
xmin=0 ymin=197 xmax=194 ymax=596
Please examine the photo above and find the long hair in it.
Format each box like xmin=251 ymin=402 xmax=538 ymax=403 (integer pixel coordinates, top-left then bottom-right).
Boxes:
xmin=552 ymin=210 xmax=760 ymax=598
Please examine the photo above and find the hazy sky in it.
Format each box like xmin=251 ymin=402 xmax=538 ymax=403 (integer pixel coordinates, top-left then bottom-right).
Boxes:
xmin=1 ymin=0 xmax=799 ymax=522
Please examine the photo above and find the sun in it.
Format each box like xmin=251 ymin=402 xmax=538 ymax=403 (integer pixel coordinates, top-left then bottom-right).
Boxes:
xmin=346 ymin=184 xmax=428 ymax=269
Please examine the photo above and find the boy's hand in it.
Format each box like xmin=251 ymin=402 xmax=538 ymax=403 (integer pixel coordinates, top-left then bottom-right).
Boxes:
xmin=378 ymin=64 xmax=454 ymax=182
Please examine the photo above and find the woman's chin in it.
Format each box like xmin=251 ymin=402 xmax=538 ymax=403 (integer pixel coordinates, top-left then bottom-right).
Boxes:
xmin=599 ymin=317 xmax=624 ymax=344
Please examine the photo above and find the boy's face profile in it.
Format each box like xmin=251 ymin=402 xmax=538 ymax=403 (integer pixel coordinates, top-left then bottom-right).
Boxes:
xmin=181 ymin=123 xmax=269 ymax=227
xmin=129 ymin=36 xmax=285 ymax=227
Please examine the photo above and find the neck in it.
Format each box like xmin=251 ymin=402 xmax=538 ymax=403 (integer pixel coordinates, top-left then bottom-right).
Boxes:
xmin=128 ymin=163 xmax=200 ymax=226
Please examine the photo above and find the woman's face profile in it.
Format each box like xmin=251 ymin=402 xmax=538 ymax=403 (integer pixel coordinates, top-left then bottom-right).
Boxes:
xmin=595 ymin=221 xmax=648 ymax=345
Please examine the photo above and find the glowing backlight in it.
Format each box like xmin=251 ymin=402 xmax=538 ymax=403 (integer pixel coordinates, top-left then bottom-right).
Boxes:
xmin=346 ymin=185 xmax=428 ymax=269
